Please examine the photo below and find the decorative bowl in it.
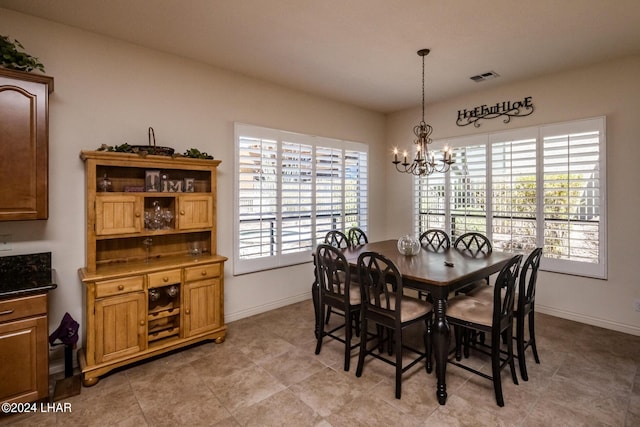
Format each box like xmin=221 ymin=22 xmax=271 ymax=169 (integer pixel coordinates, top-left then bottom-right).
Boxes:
xmin=397 ymin=235 xmax=421 ymax=256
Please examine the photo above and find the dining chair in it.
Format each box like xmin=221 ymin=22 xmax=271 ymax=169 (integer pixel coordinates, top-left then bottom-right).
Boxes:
xmin=324 ymin=230 xmax=351 ymax=249
xmin=417 ymin=229 xmax=451 ymax=301
xmin=347 ymin=227 xmax=368 ymax=246
xmin=468 ymin=247 xmax=543 ymax=381
xmin=419 ymin=229 xmax=450 ymax=252
xmin=446 ymin=254 xmax=522 ymax=407
xmin=453 ymin=232 xmax=493 ymax=293
xmin=322 ymin=230 xmax=353 ymax=325
xmin=355 ymin=251 xmax=433 ymax=399
xmin=314 ymin=244 xmax=361 ymax=371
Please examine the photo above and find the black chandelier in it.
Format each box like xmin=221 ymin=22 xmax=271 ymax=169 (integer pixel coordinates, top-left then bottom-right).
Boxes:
xmin=393 ymin=49 xmax=454 ymax=176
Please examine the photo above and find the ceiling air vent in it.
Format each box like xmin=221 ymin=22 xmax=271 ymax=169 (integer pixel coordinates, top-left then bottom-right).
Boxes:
xmin=470 ymin=71 xmax=500 ymax=82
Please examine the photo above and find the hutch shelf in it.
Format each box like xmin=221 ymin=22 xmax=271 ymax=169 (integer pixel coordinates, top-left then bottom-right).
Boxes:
xmin=78 ymin=151 xmax=226 ymax=386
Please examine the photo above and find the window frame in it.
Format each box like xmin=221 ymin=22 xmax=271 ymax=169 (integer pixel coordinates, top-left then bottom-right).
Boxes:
xmin=234 ymin=123 xmax=368 ymax=275
xmin=415 ymin=116 xmax=606 ymax=279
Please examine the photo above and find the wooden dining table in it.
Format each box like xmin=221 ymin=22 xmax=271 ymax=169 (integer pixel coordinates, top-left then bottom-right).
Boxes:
xmin=313 ymin=239 xmax=514 ymax=405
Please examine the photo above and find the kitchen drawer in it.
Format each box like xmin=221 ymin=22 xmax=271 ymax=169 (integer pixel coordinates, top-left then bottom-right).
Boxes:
xmin=184 ymin=263 xmax=220 ymax=282
xmin=0 ymin=293 xmax=47 ymax=323
xmin=95 ymin=276 xmax=144 ymax=298
xmin=147 ymin=269 xmax=182 ymax=288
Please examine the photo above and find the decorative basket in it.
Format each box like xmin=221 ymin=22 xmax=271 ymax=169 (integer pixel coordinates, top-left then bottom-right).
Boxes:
xmin=130 ymin=127 xmax=174 ymax=156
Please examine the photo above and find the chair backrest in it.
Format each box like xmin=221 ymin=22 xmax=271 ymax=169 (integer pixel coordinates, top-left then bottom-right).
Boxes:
xmin=518 ymin=247 xmax=543 ymax=312
xmin=357 ymin=251 xmax=403 ymax=326
xmin=419 ymin=229 xmax=450 ymax=252
xmin=492 ymin=254 xmax=523 ymax=334
xmin=347 ymin=227 xmax=368 ymax=246
xmin=316 ymin=244 xmax=352 ymax=305
xmin=453 ymin=232 xmax=493 ymax=257
xmin=324 ymin=230 xmax=350 ymax=249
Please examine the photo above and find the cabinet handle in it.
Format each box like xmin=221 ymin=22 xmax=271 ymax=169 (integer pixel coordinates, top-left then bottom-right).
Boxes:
xmin=201 ymin=270 xmax=207 ymax=276
xmin=0 ymin=309 xmax=14 ymax=316
xmin=180 ymin=210 xmax=185 ymax=215
xmin=163 ymin=276 xmax=169 ymax=282
xmin=135 ymin=212 xmax=141 ymax=217
xmin=140 ymin=320 xmax=145 ymax=326
xmin=185 ymin=309 xmax=190 ymax=315
xmin=118 ymin=285 xmax=124 ymax=290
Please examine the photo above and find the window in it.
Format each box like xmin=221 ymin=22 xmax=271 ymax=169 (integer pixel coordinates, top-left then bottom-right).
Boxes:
xmin=235 ymin=123 xmax=368 ymax=275
xmin=415 ymin=117 xmax=606 ymax=278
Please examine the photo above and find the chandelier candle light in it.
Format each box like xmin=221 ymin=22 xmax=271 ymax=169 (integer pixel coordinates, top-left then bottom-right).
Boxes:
xmin=393 ymin=49 xmax=454 ymax=176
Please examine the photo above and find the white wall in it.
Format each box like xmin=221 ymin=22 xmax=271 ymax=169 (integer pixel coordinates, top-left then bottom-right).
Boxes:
xmin=386 ymin=56 xmax=640 ymax=335
xmin=0 ymin=8 xmax=387 ymax=357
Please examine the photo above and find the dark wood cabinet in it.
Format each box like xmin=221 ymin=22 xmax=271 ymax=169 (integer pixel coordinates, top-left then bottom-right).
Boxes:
xmin=0 ymin=68 xmax=53 ymax=221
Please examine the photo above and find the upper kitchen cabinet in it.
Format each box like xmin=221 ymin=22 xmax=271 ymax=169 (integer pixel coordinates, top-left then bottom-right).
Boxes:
xmin=0 ymin=68 xmax=54 ymax=221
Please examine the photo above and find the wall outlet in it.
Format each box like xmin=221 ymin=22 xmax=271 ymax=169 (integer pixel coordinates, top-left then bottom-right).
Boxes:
xmin=0 ymin=234 xmax=11 ymax=251
xmin=634 ymin=299 xmax=640 ymax=312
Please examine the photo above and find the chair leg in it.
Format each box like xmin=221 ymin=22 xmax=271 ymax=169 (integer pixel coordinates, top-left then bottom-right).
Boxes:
xmin=344 ymin=309 xmax=352 ymax=371
xmin=315 ymin=305 xmax=325 ymax=355
xmin=529 ymin=312 xmax=540 ymax=364
xmin=395 ymin=328 xmax=402 ymax=399
xmin=454 ymin=325 xmax=463 ymax=361
xmin=424 ymin=318 xmax=432 ymax=373
xmin=491 ymin=338 xmax=505 ymax=407
xmin=356 ymin=317 xmax=368 ymax=378
xmin=506 ymin=328 xmax=519 ymax=386
xmin=516 ymin=313 xmax=528 ymax=381
xmin=324 ymin=307 xmax=332 ymax=324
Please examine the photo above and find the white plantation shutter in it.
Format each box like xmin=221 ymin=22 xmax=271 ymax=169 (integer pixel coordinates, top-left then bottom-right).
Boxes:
xmin=541 ymin=118 xmax=605 ymax=278
xmin=315 ymin=146 xmax=343 ymax=241
xmin=490 ymin=131 xmax=538 ymax=252
xmin=345 ymin=150 xmax=368 ymax=230
xmin=414 ymin=117 xmax=606 ymax=278
xmin=281 ymin=141 xmax=313 ymax=255
xmin=414 ymin=172 xmax=446 ymax=232
xmin=449 ymin=143 xmax=488 ymax=240
xmin=235 ymin=123 xmax=368 ymax=275
xmin=237 ymin=136 xmax=278 ymax=264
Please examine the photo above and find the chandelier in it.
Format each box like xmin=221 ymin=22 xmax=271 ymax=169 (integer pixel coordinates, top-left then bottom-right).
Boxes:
xmin=393 ymin=49 xmax=454 ymax=176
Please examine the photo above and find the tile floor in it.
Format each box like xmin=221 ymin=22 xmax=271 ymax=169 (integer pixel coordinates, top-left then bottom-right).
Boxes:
xmin=2 ymin=299 xmax=639 ymax=426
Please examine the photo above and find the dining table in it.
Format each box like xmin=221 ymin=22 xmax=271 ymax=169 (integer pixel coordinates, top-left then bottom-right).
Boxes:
xmin=312 ymin=239 xmax=514 ymax=405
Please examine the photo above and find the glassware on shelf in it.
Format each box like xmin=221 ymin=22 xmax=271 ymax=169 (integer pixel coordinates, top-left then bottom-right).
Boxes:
xmin=145 ymin=200 xmax=174 ymax=230
xmin=148 ymin=288 xmax=160 ymax=302
xmin=166 ymin=285 xmax=179 ymax=298
xmin=97 ymin=173 xmax=113 ymax=192
xmin=397 ymin=235 xmax=421 ymax=256
xmin=142 ymin=238 xmax=153 ymax=263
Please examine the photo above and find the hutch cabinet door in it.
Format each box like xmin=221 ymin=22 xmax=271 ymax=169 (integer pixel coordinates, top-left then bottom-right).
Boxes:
xmin=177 ymin=195 xmax=213 ymax=230
xmin=95 ymin=195 xmax=143 ymax=235
xmin=183 ymin=278 xmax=221 ymax=337
xmin=94 ymin=292 xmax=147 ymax=363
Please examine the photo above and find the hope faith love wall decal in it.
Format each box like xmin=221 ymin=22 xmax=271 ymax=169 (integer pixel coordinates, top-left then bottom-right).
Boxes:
xmin=456 ymin=96 xmax=534 ymax=127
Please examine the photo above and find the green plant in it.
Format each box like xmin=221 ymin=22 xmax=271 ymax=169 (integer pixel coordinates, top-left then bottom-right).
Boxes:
xmin=0 ymin=35 xmax=45 ymax=73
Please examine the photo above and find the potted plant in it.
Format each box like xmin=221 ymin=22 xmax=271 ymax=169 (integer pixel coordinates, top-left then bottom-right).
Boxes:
xmin=1 ymin=35 xmax=45 ymax=72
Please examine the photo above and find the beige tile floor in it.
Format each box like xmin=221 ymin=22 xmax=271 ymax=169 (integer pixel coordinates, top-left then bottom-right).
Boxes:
xmin=2 ymin=299 xmax=639 ymax=426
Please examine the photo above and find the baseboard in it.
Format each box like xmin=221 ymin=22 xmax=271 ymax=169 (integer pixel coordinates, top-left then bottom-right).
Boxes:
xmin=537 ymin=304 xmax=640 ymax=336
xmin=224 ymin=292 xmax=311 ymax=323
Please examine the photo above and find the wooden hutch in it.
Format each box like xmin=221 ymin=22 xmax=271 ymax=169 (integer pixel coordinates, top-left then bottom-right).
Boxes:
xmin=78 ymin=151 xmax=226 ymax=386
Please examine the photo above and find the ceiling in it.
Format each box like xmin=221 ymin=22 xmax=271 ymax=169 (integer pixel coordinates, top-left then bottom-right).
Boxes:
xmin=2 ymin=0 xmax=640 ymax=113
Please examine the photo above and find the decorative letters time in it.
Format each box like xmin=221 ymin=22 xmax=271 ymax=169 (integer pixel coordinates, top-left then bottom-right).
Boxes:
xmin=456 ymin=96 xmax=534 ymax=127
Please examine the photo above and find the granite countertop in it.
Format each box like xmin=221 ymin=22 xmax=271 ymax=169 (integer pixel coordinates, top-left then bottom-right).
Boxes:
xmin=0 ymin=252 xmax=57 ymax=298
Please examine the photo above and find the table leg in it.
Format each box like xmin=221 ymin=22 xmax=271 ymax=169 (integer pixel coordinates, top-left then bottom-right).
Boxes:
xmin=433 ymin=296 xmax=450 ymax=405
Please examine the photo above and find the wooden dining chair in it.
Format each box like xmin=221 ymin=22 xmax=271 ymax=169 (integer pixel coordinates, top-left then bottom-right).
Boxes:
xmin=453 ymin=232 xmax=493 ymax=294
xmin=468 ymin=247 xmax=543 ymax=381
xmin=355 ymin=251 xmax=433 ymax=399
xmin=324 ymin=230 xmax=351 ymax=249
xmin=322 ymin=230 xmax=353 ymax=325
xmin=314 ymin=244 xmax=361 ymax=371
xmin=347 ymin=227 xmax=368 ymax=246
xmin=419 ymin=229 xmax=450 ymax=252
xmin=446 ymin=254 xmax=522 ymax=407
